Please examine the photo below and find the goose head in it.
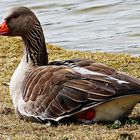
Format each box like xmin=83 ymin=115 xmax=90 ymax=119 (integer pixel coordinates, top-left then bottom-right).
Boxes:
xmin=0 ymin=7 xmax=39 ymax=37
xmin=0 ymin=7 xmax=48 ymax=65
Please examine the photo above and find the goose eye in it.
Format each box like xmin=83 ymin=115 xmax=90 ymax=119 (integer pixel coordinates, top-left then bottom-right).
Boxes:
xmin=12 ymin=14 xmax=18 ymax=19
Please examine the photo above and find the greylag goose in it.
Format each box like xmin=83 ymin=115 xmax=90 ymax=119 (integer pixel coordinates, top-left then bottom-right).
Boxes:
xmin=0 ymin=6 xmax=140 ymax=124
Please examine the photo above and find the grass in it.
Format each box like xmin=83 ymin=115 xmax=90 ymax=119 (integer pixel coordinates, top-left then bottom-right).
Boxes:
xmin=1 ymin=36 xmax=140 ymax=139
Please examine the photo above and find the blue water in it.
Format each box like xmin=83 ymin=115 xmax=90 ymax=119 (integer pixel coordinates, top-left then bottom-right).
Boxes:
xmin=0 ymin=0 xmax=140 ymax=55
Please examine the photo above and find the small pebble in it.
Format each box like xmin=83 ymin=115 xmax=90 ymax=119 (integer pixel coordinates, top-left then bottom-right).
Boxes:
xmin=112 ymin=120 xmax=121 ymax=129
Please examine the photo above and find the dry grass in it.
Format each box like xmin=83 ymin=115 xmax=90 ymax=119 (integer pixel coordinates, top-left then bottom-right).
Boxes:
xmin=1 ymin=36 xmax=140 ymax=139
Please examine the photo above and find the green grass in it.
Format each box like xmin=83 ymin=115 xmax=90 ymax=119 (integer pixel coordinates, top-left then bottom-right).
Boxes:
xmin=1 ymin=36 xmax=140 ymax=139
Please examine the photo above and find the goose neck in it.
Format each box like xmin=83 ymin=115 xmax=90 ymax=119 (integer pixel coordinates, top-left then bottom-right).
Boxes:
xmin=22 ymin=22 xmax=48 ymax=66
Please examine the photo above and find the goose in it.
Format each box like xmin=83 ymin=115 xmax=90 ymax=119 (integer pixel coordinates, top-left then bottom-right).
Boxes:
xmin=0 ymin=6 xmax=140 ymax=124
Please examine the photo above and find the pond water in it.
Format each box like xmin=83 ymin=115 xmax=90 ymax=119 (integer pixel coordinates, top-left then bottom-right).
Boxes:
xmin=0 ymin=0 xmax=140 ymax=55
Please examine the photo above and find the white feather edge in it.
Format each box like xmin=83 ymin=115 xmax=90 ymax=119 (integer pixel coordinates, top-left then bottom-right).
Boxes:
xmin=72 ymin=67 xmax=129 ymax=84
xmin=16 ymin=94 xmax=140 ymax=123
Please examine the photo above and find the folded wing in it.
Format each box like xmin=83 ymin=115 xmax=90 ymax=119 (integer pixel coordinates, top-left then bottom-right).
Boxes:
xmin=21 ymin=59 xmax=140 ymax=121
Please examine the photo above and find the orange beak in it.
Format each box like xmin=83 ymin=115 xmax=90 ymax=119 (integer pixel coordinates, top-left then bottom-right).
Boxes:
xmin=0 ymin=20 xmax=10 ymax=35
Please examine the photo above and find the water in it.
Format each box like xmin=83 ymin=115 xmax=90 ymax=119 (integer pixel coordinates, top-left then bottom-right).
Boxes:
xmin=0 ymin=0 xmax=140 ymax=55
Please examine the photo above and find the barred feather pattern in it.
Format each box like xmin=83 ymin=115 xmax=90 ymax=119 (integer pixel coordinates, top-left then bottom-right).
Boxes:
xmin=19 ymin=59 xmax=140 ymax=122
xmin=23 ymin=21 xmax=48 ymax=66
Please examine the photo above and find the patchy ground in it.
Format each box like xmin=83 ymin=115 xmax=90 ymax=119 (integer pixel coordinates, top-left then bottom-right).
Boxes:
xmin=0 ymin=36 xmax=140 ymax=139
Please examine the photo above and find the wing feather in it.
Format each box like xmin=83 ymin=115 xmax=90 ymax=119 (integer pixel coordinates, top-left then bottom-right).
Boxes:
xmin=20 ymin=59 xmax=140 ymax=121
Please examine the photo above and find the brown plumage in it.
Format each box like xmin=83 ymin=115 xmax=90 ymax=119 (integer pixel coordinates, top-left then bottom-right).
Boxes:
xmin=0 ymin=7 xmax=140 ymax=124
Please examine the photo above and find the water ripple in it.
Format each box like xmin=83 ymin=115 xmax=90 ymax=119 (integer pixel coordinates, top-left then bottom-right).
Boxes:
xmin=0 ymin=0 xmax=140 ymax=55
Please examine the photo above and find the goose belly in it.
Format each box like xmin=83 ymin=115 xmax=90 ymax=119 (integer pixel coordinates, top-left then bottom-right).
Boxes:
xmin=77 ymin=95 xmax=140 ymax=123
